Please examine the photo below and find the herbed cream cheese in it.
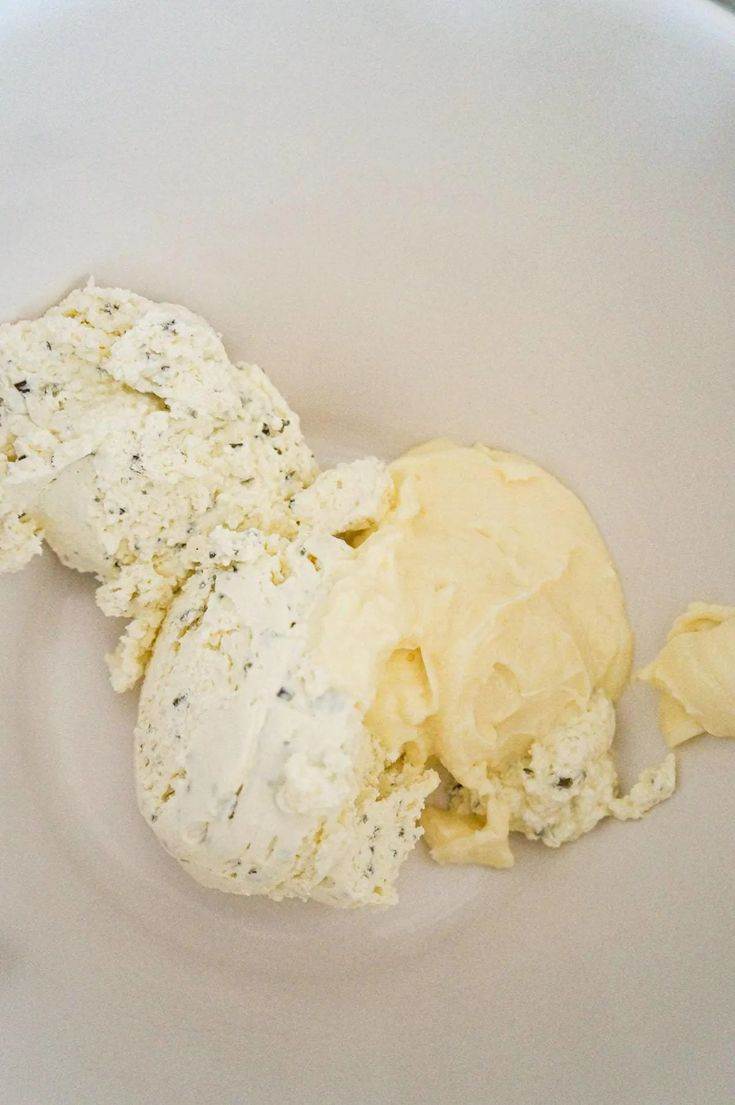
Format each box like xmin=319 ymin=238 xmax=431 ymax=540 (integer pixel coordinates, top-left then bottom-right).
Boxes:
xmin=424 ymin=692 xmax=675 ymax=867
xmin=136 ymin=464 xmax=436 ymax=908
xmin=0 ymin=283 xmax=316 ymax=688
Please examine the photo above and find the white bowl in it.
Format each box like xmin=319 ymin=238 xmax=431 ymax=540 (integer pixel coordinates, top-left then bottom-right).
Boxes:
xmin=2 ymin=3 xmax=734 ymax=1103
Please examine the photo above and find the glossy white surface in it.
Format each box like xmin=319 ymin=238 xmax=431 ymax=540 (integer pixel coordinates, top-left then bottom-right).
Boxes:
xmin=1 ymin=3 xmax=734 ymax=1103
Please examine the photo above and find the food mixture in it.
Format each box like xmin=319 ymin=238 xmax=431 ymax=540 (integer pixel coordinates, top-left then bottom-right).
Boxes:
xmin=1 ymin=284 xmax=730 ymax=907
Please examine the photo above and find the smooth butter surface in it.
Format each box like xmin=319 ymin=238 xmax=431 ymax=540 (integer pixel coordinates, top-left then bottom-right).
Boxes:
xmin=314 ymin=440 xmax=673 ymax=867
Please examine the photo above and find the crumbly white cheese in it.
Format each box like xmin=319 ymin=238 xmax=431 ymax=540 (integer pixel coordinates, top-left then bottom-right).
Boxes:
xmin=447 ymin=691 xmax=675 ymax=851
xmin=136 ymin=467 xmax=436 ymax=908
xmin=291 ymin=457 xmax=393 ymax=536
xmin=0 ymin=283 xmax=316 ymax=688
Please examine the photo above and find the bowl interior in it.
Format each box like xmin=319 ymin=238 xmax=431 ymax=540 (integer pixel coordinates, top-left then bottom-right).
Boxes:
xmin=2 ymin=3 xmax=735 ymax=1104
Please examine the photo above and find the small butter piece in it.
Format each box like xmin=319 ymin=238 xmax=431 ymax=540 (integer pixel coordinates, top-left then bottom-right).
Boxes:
xmin=639 ymin=603 xmax=735 ymax=746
